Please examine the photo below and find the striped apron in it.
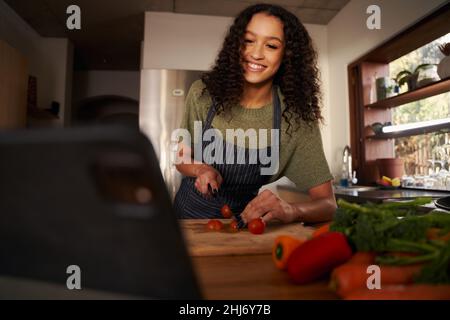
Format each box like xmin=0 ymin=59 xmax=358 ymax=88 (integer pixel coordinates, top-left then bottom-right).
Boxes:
xmin=174 ymin=86 xmax=281 ymax=219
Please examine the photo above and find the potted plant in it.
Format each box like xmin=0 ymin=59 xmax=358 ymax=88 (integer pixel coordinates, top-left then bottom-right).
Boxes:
xmin=395 ymin=63 xmax=437 ymax=91
xmin=437 ymin=42 xmax=450 ymax=80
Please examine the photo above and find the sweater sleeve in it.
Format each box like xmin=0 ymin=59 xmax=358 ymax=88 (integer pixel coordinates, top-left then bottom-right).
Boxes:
xmin=283 ymin=122 xmax=334 ymax=192
xmin=179 ymin=80 xmax=209 ymax=145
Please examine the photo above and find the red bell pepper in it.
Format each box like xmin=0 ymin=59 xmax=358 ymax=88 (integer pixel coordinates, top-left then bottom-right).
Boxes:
xmin=287 ymin=232 xmax=353 ymax=284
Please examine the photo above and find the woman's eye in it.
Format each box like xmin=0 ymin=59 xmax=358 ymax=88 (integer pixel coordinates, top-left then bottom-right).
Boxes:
xmin=244 ymin=39 xmax=253 ymax=43
xmin=267 ymin=44 xmax=278 ymax=49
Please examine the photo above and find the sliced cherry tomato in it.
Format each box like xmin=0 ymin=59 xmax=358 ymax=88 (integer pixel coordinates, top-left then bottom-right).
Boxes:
xmin=206 ymin=219 xmax=223 ymax=231
xmin=220 ymin=204 xmax=233 ymax=219
xmin=248 ymin=218 xmax=265 ymax=235
xmin=229 ymin=220 xmax=239 ymax=232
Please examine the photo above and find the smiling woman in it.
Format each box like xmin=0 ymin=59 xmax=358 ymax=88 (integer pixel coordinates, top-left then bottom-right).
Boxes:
xmin=174 ymin=3 xmax=336 ymax=225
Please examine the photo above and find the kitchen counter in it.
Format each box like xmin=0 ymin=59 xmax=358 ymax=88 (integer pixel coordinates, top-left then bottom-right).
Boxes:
xmin=183 ymin=188 xmax=450 ymax=299
xmin=334 ymin=186 xmax=450 ymax=204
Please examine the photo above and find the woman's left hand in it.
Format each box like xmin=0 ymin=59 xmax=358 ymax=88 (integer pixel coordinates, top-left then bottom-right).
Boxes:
xmin=241 ymin=190 xmax=298 ymax=224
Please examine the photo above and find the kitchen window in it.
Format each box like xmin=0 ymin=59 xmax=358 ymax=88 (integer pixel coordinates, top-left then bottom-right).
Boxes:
xmin=347 ymin=4 xmax=450 ymax=187
xmin=389 ymin=34 xmax=450 ymax=178
xmin=393 ymin=92 xmax=449 ymax=176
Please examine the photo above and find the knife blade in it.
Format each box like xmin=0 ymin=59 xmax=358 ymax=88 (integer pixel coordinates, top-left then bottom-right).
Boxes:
xmin=233 ymin=211 xmax=246 ymax=229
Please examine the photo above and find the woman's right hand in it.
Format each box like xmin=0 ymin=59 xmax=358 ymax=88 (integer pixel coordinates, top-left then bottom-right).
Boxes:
xmin=194 ymin=164 xmax=223 ymax=196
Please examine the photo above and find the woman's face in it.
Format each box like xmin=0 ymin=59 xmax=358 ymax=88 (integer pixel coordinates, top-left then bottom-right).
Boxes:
xmin=241 ymin=13 xmax=285 ymax=86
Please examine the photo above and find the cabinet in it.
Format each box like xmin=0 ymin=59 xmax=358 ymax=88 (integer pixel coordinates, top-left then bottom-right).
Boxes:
xmin=347 ymin=3 xmax=450 ymax=184
xmin=0 ymin=39 xmax=28 ymax=129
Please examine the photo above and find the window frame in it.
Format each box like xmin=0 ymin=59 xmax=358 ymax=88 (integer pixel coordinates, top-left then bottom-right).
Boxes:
xmin=347 ymin=3 xmax=450 ymax=184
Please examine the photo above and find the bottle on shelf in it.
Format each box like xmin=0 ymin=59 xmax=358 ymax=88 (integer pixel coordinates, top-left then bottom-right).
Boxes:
xmin=369 ymin=73 xmax=377 ymax=104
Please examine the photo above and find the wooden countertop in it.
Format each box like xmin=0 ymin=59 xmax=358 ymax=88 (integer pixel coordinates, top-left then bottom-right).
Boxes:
xmin=181 ymin=219 xmax=339 ymax=300
xmin=192 ymin=255 xmax=338 ymax=300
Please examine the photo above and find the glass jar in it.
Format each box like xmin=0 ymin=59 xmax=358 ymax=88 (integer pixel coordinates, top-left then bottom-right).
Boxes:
xmin=416 ymin=65 xmax=440 ymax=87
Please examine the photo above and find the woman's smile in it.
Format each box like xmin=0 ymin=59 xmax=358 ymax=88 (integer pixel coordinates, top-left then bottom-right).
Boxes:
xmin=245 ymin=61 xmax=267 ymax=72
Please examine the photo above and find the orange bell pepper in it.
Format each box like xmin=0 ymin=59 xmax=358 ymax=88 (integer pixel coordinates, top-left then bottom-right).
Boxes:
xmin=272 ymin=235 xmax=305 ymax=270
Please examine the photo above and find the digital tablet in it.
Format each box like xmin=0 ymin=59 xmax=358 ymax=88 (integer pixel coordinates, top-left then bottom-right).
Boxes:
xmin=0 ymin=125 xmax=201 ymax=299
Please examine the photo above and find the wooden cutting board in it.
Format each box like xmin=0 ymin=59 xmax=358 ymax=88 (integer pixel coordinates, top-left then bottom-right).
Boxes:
xmin=180 ymin=219 xmax=315 ymax=257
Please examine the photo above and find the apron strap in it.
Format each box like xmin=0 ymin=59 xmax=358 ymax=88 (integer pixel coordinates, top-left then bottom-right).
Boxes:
xmin=272 ymin=85 xmax=282 ymax=131
xmin=204 ymin=101 xmax=218 ymax=131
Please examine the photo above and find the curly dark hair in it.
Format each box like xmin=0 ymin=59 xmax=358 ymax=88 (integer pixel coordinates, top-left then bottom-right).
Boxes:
xmin=201 ymin=3 xmax=322 ymax=133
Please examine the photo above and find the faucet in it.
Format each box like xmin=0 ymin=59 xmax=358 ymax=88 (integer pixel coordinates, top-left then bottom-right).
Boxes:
xmin=342 ymin=145 xmax=354 ymax=186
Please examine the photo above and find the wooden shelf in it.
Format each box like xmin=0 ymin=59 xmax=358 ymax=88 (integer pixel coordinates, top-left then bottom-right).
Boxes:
xmin=366 ymin=121 xmax=450 ymax=140
xmin=365 ymin=77 xmax=450 ymax=109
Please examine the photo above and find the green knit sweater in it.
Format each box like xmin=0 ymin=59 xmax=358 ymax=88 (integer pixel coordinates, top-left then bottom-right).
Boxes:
xmin=179 ymin=80 xmax=333 ymax=192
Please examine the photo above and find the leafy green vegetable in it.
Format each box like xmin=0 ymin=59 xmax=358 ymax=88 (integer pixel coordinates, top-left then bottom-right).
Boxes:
xmin=331 ymin=198 xmax=450 ymax=284
xmin=415 ymin=242 xmax=450 ymax=284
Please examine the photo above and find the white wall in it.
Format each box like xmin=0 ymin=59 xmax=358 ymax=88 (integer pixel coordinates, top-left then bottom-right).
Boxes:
xmin=327 ymin=0 xmax=447 ymax=178
xmin=142 ymin=12 xmax=332 ymax=163
xmin=72 ymin=71 xmax=141 ymax=103
xmin=142 ymin=12 xmax=231 ymax=71
xmin=0 ymin=0 xmax=72 ymax=126
xmin=306 ymin=24 xmax=331 ymax=166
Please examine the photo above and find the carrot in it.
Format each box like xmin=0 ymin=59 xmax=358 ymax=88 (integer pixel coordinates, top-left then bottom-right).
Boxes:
xmin=345 ymin=284 xmax=450 ymax=300
xmin=330 ymin=263 xmax=423 ymax=298
xmin=312 ymin=223 xmax=331 ymax=238
xmin=344 ymin=251 xmax=413 ymax=266
xmin=272 ymin=235 xmax=305 ymax=270
xmin=427 ymin=228 xmax=450 ymax=241
xmin=426 ymin=228 xmax=440 ymax=240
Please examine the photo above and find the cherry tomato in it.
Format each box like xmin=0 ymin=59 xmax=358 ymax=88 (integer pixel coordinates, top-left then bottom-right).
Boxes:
xmin=229 ymin=220 xmax=239 ymax=232
xmin=248 ymin=218 xmax=265 ymax=235
xmin=214 ymin=220 xmax=224 ymax=230
xmin=206 ymin=219 xmax=223 ymax=231
xmin=220 ymin=204 xmax=233 ymax=219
